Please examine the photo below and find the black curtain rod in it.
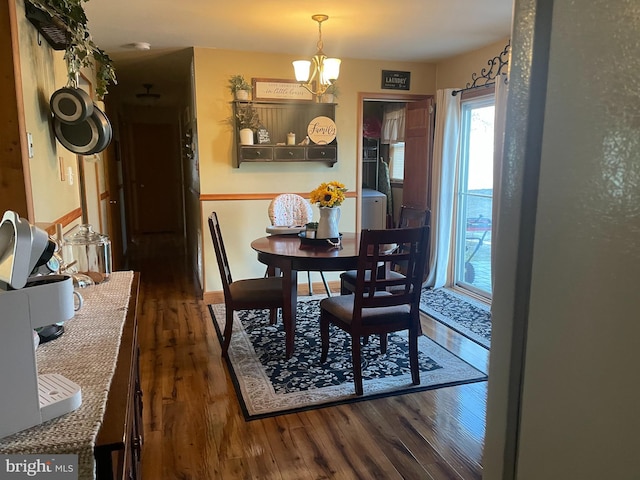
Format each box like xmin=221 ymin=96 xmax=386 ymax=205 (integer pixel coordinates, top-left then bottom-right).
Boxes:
xmin=451 ymin=81 xmax=496 ymax=96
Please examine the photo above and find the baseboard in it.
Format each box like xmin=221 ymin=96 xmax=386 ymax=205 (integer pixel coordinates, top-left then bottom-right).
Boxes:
xmin=202 ymin=280 xmax=341 ymax=304
xmin=448 ymin=285 xmax=492 ymax=306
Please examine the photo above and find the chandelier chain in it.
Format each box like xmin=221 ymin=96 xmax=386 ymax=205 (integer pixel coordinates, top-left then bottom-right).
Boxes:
xmin=316 ymin=20 xmax=324 ymax=53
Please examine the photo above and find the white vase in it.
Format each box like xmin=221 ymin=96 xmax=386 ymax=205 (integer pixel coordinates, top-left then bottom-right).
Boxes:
xmin=317 ymin=206 xmax=340 ymax=239
xmin=321 ymin=93 xmax=334 ymax=103
xmin=239 ymin=128 xmax=254 ymax=145
xmin=235 ymin=89 xmax=250 ymax=101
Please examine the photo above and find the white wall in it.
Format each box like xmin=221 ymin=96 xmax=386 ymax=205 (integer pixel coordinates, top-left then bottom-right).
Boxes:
xmin=484 ymin=1 xmax=640 ymax=478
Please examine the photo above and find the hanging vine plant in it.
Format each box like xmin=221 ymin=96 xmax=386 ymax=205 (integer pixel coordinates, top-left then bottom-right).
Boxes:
xmin=27 ymin=0 xmax=116 ymax=99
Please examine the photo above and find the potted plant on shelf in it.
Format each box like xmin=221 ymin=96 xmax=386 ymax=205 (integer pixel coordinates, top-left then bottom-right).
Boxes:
xmin=27 ymin=0 xmax=116 ymax=99
xmin=228 ymin=74 xmax=252 ymax=101
xmin=236 ymin=103 xmax=261 ymax=145
xmin=320 ymin=83 xmax=339 ymax=103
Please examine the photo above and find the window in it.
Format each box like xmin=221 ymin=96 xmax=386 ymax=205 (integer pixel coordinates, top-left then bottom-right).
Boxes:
xmin=389 ymin=142 xmax=405 ymax=181
xmin=382 ymin=103 xmax=406 ymax=182
xmin=454 ymin=94 xmax=494 ymax=297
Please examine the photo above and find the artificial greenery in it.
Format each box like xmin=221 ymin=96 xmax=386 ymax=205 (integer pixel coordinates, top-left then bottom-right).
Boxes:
xmin=324 ymin=83 xmax=339 ymax=97
xmin=228 ymin=74 xmax=252 ymax=93
xmin=235 ymin=103 xmax=261 ymax=130
xmin=29 ymin=0 xmax=116 ymax=99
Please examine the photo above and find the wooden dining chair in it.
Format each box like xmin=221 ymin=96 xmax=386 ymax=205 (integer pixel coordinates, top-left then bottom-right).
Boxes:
xmin=340 ymin=205 xmax=431 ymax=294
xmin=208 ymin=212 xmax=284 ymax=357
xmin=320 ymin=225 xmax=430 ymax=395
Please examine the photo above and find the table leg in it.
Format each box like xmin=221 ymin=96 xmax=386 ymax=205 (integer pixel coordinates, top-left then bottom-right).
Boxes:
xmin=282 ymin=268 xmax=298 ymax=359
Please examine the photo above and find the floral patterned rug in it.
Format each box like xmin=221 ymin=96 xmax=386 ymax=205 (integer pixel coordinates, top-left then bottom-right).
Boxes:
xmin=420 ymin=288 xmax=492 ymax=349
xmin=208 ymin=299 xmax=487 ymax=420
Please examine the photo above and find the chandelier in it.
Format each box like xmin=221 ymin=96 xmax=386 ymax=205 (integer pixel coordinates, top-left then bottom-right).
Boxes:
xmin=292 ymin=14 xmax=341 ymax=97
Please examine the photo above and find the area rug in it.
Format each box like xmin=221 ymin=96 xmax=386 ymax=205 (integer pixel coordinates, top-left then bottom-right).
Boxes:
xmin=420 ymin=287 xmax=492 ymax=349
xmin=208 ymin=299 xmax=487 ymax=420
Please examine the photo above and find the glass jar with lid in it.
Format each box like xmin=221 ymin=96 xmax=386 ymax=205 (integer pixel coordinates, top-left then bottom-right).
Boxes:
xmin=63 ymin=224 xmax=112 ymax=282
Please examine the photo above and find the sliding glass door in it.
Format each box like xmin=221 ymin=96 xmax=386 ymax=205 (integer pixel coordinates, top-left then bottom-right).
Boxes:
xmin=454 ymin=95 xmax=494 ymax=297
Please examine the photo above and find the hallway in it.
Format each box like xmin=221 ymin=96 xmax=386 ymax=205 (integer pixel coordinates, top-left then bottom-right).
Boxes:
xmin=128 ymin=233 xmax=489 ymax=479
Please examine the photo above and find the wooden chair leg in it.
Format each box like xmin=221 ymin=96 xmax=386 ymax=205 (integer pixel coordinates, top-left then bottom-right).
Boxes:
xmin=409 ymin=326 xmax=420 ymax=385
xmin=269 ymin=308 xmax=278 ymax=324
xmin=222 ymin=308 xmax=234 ymax=358
xmin=380 ymin=333 xmax=387 ymax=354
xmin=320 ymin=314 xmax=330 ymax=362
xmin=351 ymin=334 xmax=364 ymax=395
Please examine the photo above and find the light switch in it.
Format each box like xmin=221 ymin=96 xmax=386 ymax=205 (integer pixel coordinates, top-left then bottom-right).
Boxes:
xmin=27 ymin=132 xmax=34 ymax=158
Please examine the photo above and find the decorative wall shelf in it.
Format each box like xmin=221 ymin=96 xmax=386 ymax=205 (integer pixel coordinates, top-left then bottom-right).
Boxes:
xmin=25 ymin=1 xmax=70 ymax=50
xmin=233 ymin=101 xmax=337 ymax=167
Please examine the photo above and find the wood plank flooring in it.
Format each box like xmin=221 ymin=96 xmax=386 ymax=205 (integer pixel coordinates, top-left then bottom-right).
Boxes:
xmin=127 ymin=234 xmax=489 ymax=479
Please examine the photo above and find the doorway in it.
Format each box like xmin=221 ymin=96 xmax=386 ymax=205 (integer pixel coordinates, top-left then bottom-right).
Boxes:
xmin=128 ymin=122 xmax=183 ymax=235
xmin=357 ymin=93 xmax=434 ymax=231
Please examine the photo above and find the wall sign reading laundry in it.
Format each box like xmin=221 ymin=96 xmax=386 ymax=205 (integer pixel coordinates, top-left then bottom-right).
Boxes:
xmin=381 ymin=70 xmax=411 ymax=90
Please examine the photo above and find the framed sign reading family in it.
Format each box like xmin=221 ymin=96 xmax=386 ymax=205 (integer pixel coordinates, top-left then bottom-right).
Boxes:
xmin=252 ymin=78 xmax=314 ymax=102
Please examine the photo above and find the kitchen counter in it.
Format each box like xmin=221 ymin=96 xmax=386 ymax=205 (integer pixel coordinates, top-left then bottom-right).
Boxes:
xmin=0 ymin=271 xmax=140 ymax=479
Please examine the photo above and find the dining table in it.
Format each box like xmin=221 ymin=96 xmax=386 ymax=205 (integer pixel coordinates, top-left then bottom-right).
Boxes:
xmin=251 ymin=232 xmax=360 ymax=359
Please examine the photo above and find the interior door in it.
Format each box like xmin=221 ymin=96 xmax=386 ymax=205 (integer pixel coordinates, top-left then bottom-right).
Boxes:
xmin=403 ymin=98 xmax=435 ymax=210
xmin=131 ymin=122 xmax=182 ymax=234
xmin=104 ymin=138 xmax=125 ymax=269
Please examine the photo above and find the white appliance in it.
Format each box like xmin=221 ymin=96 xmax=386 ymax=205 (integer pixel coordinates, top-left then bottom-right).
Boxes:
xmin=0 ymin=211 xmax=82 ymax=439
xmin=361 ymin=188 xmax=387 ymax=230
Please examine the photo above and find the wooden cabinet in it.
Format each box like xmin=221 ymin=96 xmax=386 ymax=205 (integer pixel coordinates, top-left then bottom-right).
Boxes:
xmin=0 ymin=272 xmax=142 ymax=480
xmin=233 ymin=101 xmax=337 ymax=167
xmin=94 ymin=273 xmax=142 ymax=480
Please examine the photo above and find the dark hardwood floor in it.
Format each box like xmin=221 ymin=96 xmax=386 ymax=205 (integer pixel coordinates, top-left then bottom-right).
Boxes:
xmin=127 ymin=234 xmax=489 ymax=479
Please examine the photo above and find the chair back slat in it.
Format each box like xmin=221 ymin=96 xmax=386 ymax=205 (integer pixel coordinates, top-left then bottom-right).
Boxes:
xmin=353 ymin=226 xmax=430 ymax=323
xmin=396 ymin=205 xmax=431 ymax=279
xmin=208 ymin=212 xmax=233 ymax=297
xmin=398 ymin=205 xmax=431 ymax=229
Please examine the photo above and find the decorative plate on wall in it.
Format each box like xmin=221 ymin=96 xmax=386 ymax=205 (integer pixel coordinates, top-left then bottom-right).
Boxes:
xmin=307 ymin=116 xmax=337 ymax=145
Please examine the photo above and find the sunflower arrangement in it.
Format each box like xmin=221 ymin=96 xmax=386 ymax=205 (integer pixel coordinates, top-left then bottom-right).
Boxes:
xmin=310 ymin=181 xmax=347 ymax=208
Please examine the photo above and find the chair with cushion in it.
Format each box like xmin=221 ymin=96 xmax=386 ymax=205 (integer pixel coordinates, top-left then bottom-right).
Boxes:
xmin=268 ymin=194 xmax=330 ymax=296
xmin=208 ymin=211 xmax=284 ymax=357
xmin=320 ymin=225 xmax=430 ymax=395
xmin=340 ymin=205 xmax=431 ymax=294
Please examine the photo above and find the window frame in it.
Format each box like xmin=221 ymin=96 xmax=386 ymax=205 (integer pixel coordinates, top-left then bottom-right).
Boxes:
xmin=452 ymin=87 xmax=495 ymax=298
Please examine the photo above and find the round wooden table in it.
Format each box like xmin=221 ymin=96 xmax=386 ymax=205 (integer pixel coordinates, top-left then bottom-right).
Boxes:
xmin=251 ymin=232 xmax=359 ymax=358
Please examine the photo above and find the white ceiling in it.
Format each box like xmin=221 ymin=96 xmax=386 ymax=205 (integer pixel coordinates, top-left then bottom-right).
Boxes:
xmin=82 ymin=0 xmax=513 ymax=105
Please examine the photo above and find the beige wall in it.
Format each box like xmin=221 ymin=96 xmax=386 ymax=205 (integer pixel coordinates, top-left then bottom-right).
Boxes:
xmin=16 ymin=0 xmax=77 ymax=225
xmin=15 ymin=0 xmax=103 ymax=235
xmin=435 ymin=37 xmax=511 ymax=90
xmin=193 ymin=48 xmax=437 ymax=293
